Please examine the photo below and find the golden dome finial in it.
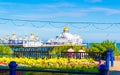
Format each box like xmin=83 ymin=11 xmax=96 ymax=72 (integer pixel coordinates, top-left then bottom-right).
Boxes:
xmin=31 ymin=32 xmax=34 ymax=36
xmin=12 ymin=33 xmax=16 ymax=36
xmin=63 ymin=26 xmax=69 ymax=31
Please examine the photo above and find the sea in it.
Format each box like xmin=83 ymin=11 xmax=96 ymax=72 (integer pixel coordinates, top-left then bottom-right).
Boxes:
xmin=116 ymin=43 xmax=120 ymax=51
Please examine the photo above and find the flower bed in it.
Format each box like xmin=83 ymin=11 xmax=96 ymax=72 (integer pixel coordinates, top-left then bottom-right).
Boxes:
xmin=0 ymin=57 xmax=99 ymax=72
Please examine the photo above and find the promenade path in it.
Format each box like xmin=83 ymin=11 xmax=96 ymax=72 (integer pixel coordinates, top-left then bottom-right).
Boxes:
xmin=109 ymin=57 xmax=120 ymax=75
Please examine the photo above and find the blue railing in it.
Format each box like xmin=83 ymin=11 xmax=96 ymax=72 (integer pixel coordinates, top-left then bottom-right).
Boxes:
xmin=0 ymin=48 xmax=114 ymax=75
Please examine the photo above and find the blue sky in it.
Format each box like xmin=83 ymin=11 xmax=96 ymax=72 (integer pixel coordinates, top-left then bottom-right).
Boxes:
xmin=0 ymin=0 xmax=120 ymax=42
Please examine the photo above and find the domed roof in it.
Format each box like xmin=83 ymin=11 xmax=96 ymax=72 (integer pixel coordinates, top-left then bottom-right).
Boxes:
xmin=63 ymin=26 xmax=69 ymax=31
xmin=62 ymin=32 xmax=74 ymax=39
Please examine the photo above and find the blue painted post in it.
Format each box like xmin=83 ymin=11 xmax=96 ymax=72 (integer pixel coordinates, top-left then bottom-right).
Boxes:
xmin=106 ymin=49 xmax=111 ymax=70
xmin=98 ymin=64 xmax=108 ymax=75
xmin=106 ymin=48 xmax=114 ymax=67
xmin=110 ymin=49 xmax=114 ymax=67
xmin=9 ymin=61 xmax=17 ymax=75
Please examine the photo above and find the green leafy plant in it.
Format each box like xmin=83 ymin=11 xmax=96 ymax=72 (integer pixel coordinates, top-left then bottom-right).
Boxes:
xmin=50 ymin=45 xmax=86 ymax=54
xmin=23 ymin=72 xmax=69 ymax=75
xmin=0 ymin=45 xmax=12 ymax=56
xmin=89 ymin=40 xmax=120 ymax=56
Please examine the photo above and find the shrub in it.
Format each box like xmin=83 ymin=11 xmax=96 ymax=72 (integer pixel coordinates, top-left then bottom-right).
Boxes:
xmin=89 ymin=40 xmax=120 ymax=56
xmin=0 ymin=45 xmax=12 ymax=54
xmin=50 ymin=45 xmax=86 ymax=54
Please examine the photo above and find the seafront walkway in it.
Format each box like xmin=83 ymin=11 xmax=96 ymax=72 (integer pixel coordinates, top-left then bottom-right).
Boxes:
xmin=109 ymin=56 xmax=120 ymax=75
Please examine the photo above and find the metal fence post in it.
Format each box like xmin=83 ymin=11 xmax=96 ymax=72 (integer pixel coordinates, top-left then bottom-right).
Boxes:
xmin=106 ymin=48 xmax=111 ymax=70
xmin=9 ymin=61 xmax=17 ymax=75
xmin=110 ymin=49 xmax=114 ymax=67
xmin=98 ymin=64 xmax=108 ymax=75
xmin=106 ymin=48 xmax=114 ymax=67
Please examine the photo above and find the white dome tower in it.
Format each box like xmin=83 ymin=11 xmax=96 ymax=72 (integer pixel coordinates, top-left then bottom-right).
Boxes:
xmin=47 ymin=26 xmax=83 ymax=45
xmin=12 ymin=33 xmax=17 ymax=40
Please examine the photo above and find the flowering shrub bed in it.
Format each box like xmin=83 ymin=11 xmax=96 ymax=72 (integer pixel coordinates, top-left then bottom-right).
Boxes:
xmin=0 ymin=57 xmax=99 ymax=72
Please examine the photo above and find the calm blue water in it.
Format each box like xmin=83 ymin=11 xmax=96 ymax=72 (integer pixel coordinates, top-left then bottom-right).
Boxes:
xmin=116 ymin=43 xmax=120 ymax=51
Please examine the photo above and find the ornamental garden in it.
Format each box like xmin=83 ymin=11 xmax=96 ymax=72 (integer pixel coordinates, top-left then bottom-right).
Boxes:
xmin=0 ymin=40 xmax=119 ymax=75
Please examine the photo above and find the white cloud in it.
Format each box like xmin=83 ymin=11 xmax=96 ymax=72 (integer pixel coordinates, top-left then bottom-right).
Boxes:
xmin=11 ymin=7 xmax=120 ymax=19
xmin=12 ymin=12 xmax=86 ymax=19
xmin=41 ymin=3 xmax=75 ymax=8
xmin=85 ymin=0 xmax=102 ymax=2
xmin=0 ymin=2 xmax=76 ymax=14
xmin=73 ymin=7 xmax=120 ymax=15
xmin=88 ymin=7 xmax=120 ymax=15
xmin=0 ymin=7 xmax=8 ymax=14
xmin=0 ymin=10 xmax=8 ymax=14
xmin=0 ymin=2 xmax=14 ymax=5
xmin=1 ymin=2 xmax=120 ymax=19
xmin=0 ymin=2 xmax=76 ymax=8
